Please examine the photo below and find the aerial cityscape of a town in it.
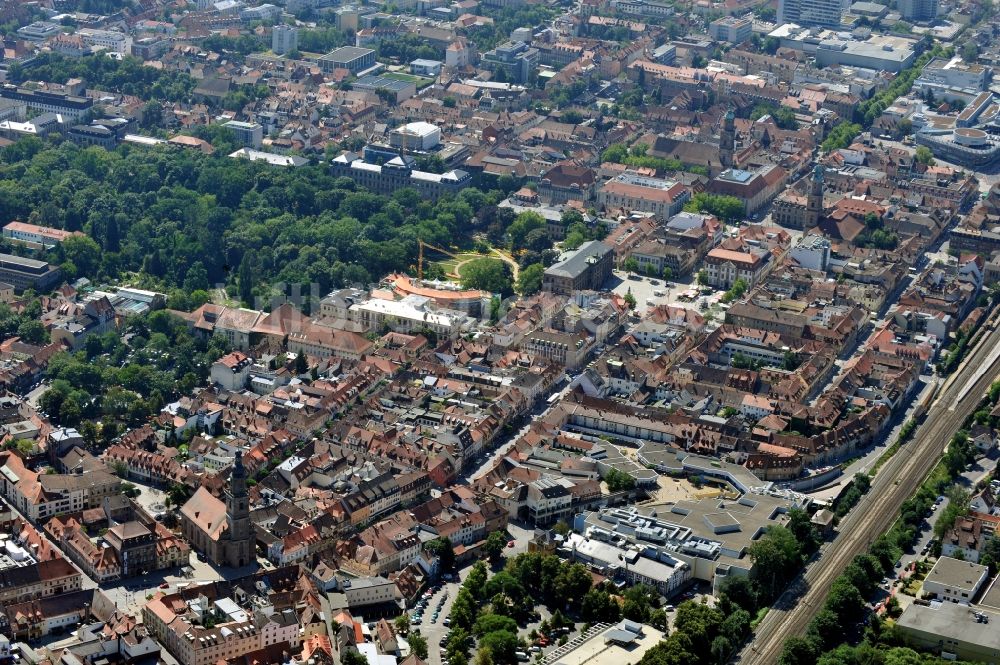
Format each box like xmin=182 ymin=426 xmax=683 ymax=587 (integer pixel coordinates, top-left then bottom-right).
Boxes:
xmin=2 ymin=0 xmax=1000 ymax=664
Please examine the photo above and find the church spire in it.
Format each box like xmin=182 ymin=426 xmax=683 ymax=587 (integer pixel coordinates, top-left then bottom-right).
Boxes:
xmin=230 ymin=450 xmax=247 ymax=497
xmin=720 ymin=107 xmax=736 ymax=170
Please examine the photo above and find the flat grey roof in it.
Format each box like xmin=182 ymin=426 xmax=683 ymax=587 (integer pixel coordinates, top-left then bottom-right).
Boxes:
xmin=0 ymin=253 xmax=51 ymax=270
xmin=850 ymin=1 xmax=887 ymax=10
xmin=320 ymin=46 xmax=375 ymax=61
xmin=925 ymin=556 xmax=988 ymax=591
xmin=544 ymin=240 xmax=612 ymax=279
xmin=897 ymin=602 xmax=1000 ymax=650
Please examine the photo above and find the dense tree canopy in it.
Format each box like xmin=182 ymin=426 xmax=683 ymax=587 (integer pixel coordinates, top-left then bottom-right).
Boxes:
xmin=683 ymin=193 xmax=745 ymax=223
xmin=460 ymin=258 xmax=514 ymax=296
xmin=0 ymin=139 xmax=513 ymax=309
xmin=10 ymin=53 xmax=195 ymax=103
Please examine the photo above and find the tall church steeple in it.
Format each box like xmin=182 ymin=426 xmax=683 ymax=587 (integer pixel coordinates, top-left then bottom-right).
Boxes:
xmin=225 ymin=450 xmax=252 ymax=567
xmin=807 ymin=164 xmax=825 ymax=228
xmin=719 ymin=107 xmax=736 ymax=170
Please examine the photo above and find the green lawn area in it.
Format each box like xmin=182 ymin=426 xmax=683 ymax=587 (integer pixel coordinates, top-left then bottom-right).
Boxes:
xmin=431 ymin=252 xmax=501 ymax=279
xmin=456 ymin=256 xmax=504 ymax=279
xmin=383 ymin=72 xmax=434 ymax=89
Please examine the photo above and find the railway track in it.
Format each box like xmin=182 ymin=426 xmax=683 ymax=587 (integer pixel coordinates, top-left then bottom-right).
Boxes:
xmin=740 ymin=318 xmax=1000 ymax=665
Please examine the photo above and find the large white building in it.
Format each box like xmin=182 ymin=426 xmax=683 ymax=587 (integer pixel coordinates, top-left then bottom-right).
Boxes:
xmin=223 ymin=121 xmax=264 ymax=149
xmin=915 ymin=56 xmax=991 ymax=102
xmin=77 ymin=28 xmax=129 ymax=54
xmin=770 ymin=25 xmax=916 ymax=72
xmin=239 ymin=3 xmax=282 ymax=22
xmin=348 ymin=295 xmax=475 ymax=338
xmin=389 ymin=121 xmax=441 ymax=151
xmin=922 ymin=557 xmax=989 ymax=604
xmin=777 ymin=0 xmax=841 ymax=27
xmin=271 ymin=24 xmax=298 ymax=54
xmin=709 ymin=16 xmax=753 ymax=43
xmin=788 ymin=233 xmax=831 ymax=272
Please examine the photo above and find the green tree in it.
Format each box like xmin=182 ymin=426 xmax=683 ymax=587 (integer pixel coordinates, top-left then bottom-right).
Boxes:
xmin=787 ymin=507 xmax=821 ymax=554
xmin=473 ymin=613 xmax=518 ymax=637
xmin=581 ymin=588 xmax=621 ymax=622
xmin=623 ymin=256 xmax=640 ymax=274
xmin=778 ymin=636 xmax=820 ymax=665
xmin=450 ymin=587 xmax=478 ymax=631
xmin=721 ymin=277 xmax=748 ymax=303
xmin=516 ymin=262 xmax=545 ymax=295
xmin=821 ymin=122 xmax=863 ymax=153
xmin=238 ymin=250 xmax=255 ymax=305
xmin=408 ymin=633 xmax=428 ymax=659
xmin=465 ymin=561 xmax=489 ymax=598
xmin=461 ymin=258 xmax=514 ymax=296
xmin=719 ymin=576 xmax=758 ymax=614
xmin=478 ymin=630 xmax=518 ymax=664
xmin=183 ymin=261 xmax=210 ymax=292
xmin=749 ymin=525 xmax=803 ymax=600
xmin=914 ymin=145 xmax=936 ymax=165
xmin=446 ymin=628 xmax=472 ymax=662
xmin=508 ymin=212 xmax=547 ymax=250
xmin=962 ymin=41 xmax=980 ymax=62
xmin=981 ymin=537 xmax=1000 ymax=575
xmin=294 ymin=349 xmax=308 ymax=375
xmin=432 ymin=537 xmax=455 ymax=571
xmin=394 ymin=614 xmax=410 ymax=635
xmin=604 ymin=467 xmax=636 ymax=492
xmin=342 ymin=649 xmax=369 ymax=665
xmin=552 ymin=563 xmax=592 ymax=609
xmin=61 ymin=235 xmax=103 ymax=278
xmin=683 ymin=193 xmax=744 ymax=223
xmin=673 ymin=602 xmax=724 ymax=656
xmin=485 ymin=531 xmax=508 ymax=563
xmin=621 ymin=584 xmax=656 ymax=622
xmin=638 ymin=632 xmax=695 ymax=665
xmin=16 ymin=320 xmax=49 ymax=344
xmin=624 ymin=289 xmax=637 ymax=310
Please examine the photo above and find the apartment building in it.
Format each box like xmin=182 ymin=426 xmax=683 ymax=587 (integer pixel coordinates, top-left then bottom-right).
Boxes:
xmin=223 ymin=121 xmax=264 ymax=149
xmin=343 ymin=576 xmax=398 ymax=608
xmin=0 ymin=558 xmax=82 ymax=604
xmin=703 ymin=247 xmax=771 ymax=289
xmin=271 ymin=25 xmax=298 ymax=54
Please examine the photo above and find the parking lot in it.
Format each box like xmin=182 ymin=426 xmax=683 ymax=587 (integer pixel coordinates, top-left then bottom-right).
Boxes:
xmin=609 ymin=270 xmax=700 ymax=315
xmin=414 ymin=579 xmax=462 ymax=665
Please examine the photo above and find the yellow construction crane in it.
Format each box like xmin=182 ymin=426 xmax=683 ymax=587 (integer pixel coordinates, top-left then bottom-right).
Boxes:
xmin=417 ymin=240 xmax=462 ymax=280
